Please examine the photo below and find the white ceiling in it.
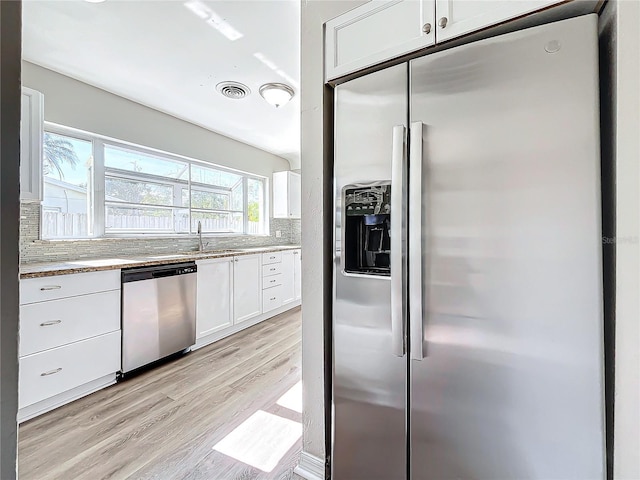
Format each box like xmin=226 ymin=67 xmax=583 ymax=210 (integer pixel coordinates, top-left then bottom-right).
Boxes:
xmin=22 ymin=0 xmax=300 ymax=167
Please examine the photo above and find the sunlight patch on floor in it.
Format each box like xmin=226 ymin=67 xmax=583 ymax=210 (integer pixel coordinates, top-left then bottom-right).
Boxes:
xmin=213 ymin=410 xmax=302 ymax=472
xmin=276 ymin=381 xmax=302 ymax=414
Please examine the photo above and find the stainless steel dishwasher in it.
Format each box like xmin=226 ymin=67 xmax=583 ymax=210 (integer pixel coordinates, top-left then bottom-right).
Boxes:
xmin=121 ymin=262 xmax=197 ymax=374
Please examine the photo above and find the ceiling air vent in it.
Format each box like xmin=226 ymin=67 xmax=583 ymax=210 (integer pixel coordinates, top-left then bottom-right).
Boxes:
xmin=216 ymin=81 xmax=250 ymax=99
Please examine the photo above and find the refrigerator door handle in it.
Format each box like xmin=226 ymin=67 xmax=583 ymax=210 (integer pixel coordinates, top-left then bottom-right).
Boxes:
xmin=390 ymin=124 xmax=406 ymax=357
xmin=409 ymin=121 xmax=425 ymax=360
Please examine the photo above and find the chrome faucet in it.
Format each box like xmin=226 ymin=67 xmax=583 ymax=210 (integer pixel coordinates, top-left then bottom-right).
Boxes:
xmin=197 ymin=220 xmax=204 ymax=252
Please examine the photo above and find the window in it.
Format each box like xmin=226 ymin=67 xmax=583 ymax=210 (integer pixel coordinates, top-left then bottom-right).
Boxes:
xmin=189 ymin=163 xmax=244 ymax=234
xmin=42 ymin=132 xmax=94 ymax=238
xmin=41 ymin=125 xmax=268 ymax=239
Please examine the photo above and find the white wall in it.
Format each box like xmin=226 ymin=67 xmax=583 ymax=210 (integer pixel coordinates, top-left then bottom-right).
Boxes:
xmin=300 ymin=0 xmax=367 ymax=465
xmin=612 ymin=1 xmax=640 ymax=478
xmin=22 ymin=61 xmax=291 ymax=178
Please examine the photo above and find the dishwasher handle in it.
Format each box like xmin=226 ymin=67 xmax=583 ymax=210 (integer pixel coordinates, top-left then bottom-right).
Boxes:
xmin=152 ymin=268 xmax=193 ymax=279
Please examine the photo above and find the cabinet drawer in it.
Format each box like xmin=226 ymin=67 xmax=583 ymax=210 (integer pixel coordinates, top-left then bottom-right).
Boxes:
xmin=262 ymin=274 xmax=283 ymax=290
xmin=20 ymin=290 xmax=121 ymax=357
xmin=262 ymin=285 xmax=283 ymax=314
xmin=262 ymin=252 xmax=282 ymax=265
xmin=262 ymin=263 xmax=283 ymax=277
xmin=21 ymin=270 xmax=121 ymax=305
xmin=19 ymin=331 xmax=121 ymax=409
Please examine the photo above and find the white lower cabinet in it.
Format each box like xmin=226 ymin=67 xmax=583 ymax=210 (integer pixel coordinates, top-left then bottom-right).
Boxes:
xmin=233 ymin=254 xmax=262 ymax=323
xmin=19 ymin=331 xmax=121 ymax=409
xmin=20 ymin=270 xmax=121 ymax=305
xmin=262 ymin=285 xmax=284 ymax=314
xmin=195 ymin=250 xmax=301 ymax=350
xmin=196 ymin=257 xmax=233 ymax=338
xmin=280 ymin=250 xmax=296 ymax=305
xmin=294 ymin=249 xmax=302 ymax=301
xmin=262 ymin=263 xmax=284 ymax=277
xmin=20 ymin=290 xmax=120 ymax=357
xmin=18 ymin=270 xmax=122 ymax=421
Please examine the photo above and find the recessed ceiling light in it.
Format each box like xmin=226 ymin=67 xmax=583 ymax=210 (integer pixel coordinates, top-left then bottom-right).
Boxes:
xmin=84 ymin=0 xmax=106 ymax=3
xmin=259 ymin=83 xmax=295 ymax=108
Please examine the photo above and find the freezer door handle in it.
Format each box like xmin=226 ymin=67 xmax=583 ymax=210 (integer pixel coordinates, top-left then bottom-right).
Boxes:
xmin=391 ymin=125 xmax=407 ymax=357
xmin=409 ymin=121 xmax=425 ymax=360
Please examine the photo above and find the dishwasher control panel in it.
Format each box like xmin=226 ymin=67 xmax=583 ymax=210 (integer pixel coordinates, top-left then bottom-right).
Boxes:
xmin=122 ymin=262 xmax=197 ymax=283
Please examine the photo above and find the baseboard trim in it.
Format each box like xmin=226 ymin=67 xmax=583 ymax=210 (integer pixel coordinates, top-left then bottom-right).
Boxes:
xmin=192 ymin=301 xmax=301 ymax=351
xmin=18 ymin=374 xmax=117 ymax=423
xmin=294 ymin=451 xmax=325 ymax=480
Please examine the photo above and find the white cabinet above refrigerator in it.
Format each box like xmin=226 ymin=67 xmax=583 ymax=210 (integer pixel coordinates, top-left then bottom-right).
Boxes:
xmin=324 ymin=0 xmax=599 ymax=82
xmin=434 ymin=0 xmax=564 ymax=42
xmin=325 ymin=0 xmax=436 ymax=81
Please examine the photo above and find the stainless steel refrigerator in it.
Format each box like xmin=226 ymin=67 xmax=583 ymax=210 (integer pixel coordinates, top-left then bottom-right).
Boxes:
xmin=332 ymin=14 xmax=605 ymax=480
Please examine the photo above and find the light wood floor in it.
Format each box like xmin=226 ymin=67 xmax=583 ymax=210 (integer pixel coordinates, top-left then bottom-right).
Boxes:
xmin=19 ymin=307 xmax=303 ymax=480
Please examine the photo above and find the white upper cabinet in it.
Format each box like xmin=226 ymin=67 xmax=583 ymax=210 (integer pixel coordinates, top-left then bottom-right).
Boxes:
xmin=233 ymin=254 xmax=262 ymax=323
xmin=196 ymin=257 xmax=233 ymax=338
xmin=326 ymin=0 xmax=436 ymax=81
xmin=20 ymin=87 xmax=44 ymax=201
xmin=325 ymin=0 xmax=572 ymax=81
xmin=435 ymin=0 xmax=563 ymax=42
xmin=273 ymin=171 xmax=301 ymax=219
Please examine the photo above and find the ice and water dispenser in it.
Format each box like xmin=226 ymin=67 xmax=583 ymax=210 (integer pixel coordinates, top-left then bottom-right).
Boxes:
xmin=343 ymin=183 xmax=391 ymax=277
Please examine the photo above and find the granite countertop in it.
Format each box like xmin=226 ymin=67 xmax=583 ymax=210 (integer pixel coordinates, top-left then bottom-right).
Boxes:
xmin=20 ymin=245 xmax=301 ymax=279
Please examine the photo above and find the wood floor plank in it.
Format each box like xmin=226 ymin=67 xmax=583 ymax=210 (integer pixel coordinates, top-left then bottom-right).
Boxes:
xmin=126 ymin=344 xmax=302 ymax=480
xmin=18 ymin=307 xmax=302 ymax=480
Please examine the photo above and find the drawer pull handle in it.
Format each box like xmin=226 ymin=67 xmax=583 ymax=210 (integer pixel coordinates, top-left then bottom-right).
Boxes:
xmin=40 ymin=285 xmax=62 ymax=291
xmin=270 ymin=297 xmax=276 ymax=301
xmin=270 ymin=268 xmax=276 ymax=271
xmin=40 ymin=320 xmax=62 ymax=327
xmin=270 ymin=256 xmax=276 ymax=259
xmin=41 ymin=368 xmax=62 ymax=376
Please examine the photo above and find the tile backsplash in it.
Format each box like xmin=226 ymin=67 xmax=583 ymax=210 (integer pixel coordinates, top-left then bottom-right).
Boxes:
xmin=20 ymin=202 xmax=301 ymax=264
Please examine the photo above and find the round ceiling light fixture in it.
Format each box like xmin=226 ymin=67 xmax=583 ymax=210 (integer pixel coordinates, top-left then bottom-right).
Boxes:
xmin=216 ymin=81 xmax=251 ymax=100
xmin=259 ymin=83 xmax=295 ymax=108
xmin=84 ymin=0 xmax=107 ymax=3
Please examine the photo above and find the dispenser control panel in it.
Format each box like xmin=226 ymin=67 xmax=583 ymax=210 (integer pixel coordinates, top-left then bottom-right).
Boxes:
xmin=345 ymin=184 xmax=391 ymax=216
xmin=343 ymin=183 xmax=391 ymax=276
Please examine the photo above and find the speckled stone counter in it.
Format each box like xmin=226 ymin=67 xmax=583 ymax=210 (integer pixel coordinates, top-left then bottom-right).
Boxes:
xmin=20 ymin=245 xmax=301 ymax=279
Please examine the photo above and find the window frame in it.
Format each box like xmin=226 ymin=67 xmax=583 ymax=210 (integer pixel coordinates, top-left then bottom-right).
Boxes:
xmin=41 ymin=123 xmax=269 ymax=239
